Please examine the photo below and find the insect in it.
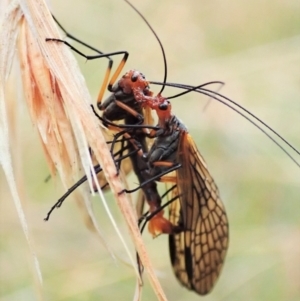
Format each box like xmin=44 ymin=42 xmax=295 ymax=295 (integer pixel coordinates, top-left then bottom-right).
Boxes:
xmin=145 ymin=99 xmax=228 ymax=295
xmin=99 ymin=69 xmax=228 ymax=294
xmin=96 ymin=71 xmax=182 ymax=236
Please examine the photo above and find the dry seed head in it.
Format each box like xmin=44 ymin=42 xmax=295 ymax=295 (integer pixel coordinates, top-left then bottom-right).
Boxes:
xmin=1 ymin=1 xmax=169 ymax=299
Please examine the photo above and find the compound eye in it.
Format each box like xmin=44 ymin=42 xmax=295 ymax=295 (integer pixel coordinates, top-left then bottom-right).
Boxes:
xmin=159 ymin=100 xmax=170 ymax=110
xmin=159 ymin=103 xmax=168 ymax=110
xmin=131 ymin=72 xmax=139 ymax=82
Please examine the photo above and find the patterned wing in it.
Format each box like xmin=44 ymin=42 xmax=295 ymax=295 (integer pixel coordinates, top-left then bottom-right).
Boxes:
xmin=168 ymin=132 xmax=229 ymax=295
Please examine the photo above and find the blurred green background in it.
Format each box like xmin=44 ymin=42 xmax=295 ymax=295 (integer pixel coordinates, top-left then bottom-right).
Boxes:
xmin=1 ymin=0 xmax=300 ymax=300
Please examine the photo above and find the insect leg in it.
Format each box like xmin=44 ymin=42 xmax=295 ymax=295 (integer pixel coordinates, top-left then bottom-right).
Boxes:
xmin=46 ymin=18 xmax=129 ymax=106
xmin=44 ymin=147 xmax=138 ymax=220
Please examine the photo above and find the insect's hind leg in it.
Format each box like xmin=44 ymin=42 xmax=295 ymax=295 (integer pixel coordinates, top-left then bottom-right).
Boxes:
xmin=138 ymin=185 xmax=183 ymax=235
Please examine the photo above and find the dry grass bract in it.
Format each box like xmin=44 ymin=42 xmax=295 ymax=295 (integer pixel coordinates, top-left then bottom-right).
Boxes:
xmin=0 ymin=0 xmax=168 ymax=300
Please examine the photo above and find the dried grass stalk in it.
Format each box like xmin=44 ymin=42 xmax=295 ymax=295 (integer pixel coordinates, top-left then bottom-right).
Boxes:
xmin=0 ymin=0 xmax=169 ymax=300
xmin=0 ymin=0 xmax=44 ymax=296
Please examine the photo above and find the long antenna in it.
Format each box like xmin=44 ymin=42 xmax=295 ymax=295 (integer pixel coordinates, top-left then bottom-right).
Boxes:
xmin=124 ymin=0 xmax=168 ymax=94
xmin=150 ymin=81 xmax=300 ymax=168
